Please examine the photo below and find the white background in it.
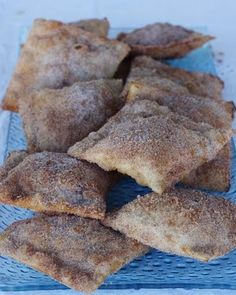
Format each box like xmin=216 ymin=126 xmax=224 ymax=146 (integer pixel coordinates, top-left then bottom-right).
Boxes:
xmin=0 ymin=0 xmax=236 ymax=294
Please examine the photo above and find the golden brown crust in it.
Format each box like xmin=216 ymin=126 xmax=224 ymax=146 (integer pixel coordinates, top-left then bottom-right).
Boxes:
xmin=68 ymin=99 xmax=232 ymax=194
xmin=69 ymin=18 xmax=109 ymax=37
xmin=130 ymin=56 xmax=224 ymax=99
xmin=0 ymin=215 xmax=149 ymax=292
xmin=103 ymin=188 xmax=236 ymax=261
xmin=0 ymin=152 xmax=114 ymax=219
xmin=19 ymin=79 xmax=123 ymax=153
xmin=2 ymin=18 xmax=130 ymax=112
xmin=118 ymin=23 xmax=214 ymax=58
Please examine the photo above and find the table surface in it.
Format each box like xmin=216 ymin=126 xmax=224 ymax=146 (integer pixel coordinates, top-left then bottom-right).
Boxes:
xmin=0 ymin=0 xmax=236 ymax=294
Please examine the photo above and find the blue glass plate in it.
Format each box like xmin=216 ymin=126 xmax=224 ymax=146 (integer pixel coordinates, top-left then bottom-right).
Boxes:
xmin=0 ymin=28 xmax=236 ymax=291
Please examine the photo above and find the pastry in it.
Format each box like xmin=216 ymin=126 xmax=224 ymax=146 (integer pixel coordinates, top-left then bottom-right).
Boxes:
xmin=125 ymin=82 xmax=233 ymax=129
xmin=118 ymin=23 xmax=213 ymax=58
xmin=124 ymin=75 xmax=234 ymax=191
xmin=0 ymin=215 xmax=149 ymax=292
xmin=103 ymin=188 xmax=236 ymax=261
xmin=129 ymin=56 xmax=224 ymax=99
xmin=2 ymin=18 xmax=129 ymax=112
xmin=20 ymin=79 xmax=123 ymax=152
xmin=0 ymin=151 xmax=113 ymax=219
xmin=68 ymin=100 xmax=232 ymax=194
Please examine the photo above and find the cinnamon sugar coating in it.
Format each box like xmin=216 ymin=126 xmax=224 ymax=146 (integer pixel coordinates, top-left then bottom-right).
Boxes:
xmin=118 ymin=23 xmax=213 ymax=58
xmin=129 ymin=56 xmax=224 ymax=99
xmin=124 ymin=56 xmax=234 ymax=191
xmin=68 ymin=100 xmax=232 ymax=194
xmin=2 ymin=18 xmax=129 ymax=112
xmin=0 ymin=152 xmax=114 ymax=219
xmin=20 ymin=79 xmax=123 ymax=152
xmin=103 ymin=188 xmax=236 ymax=261
xmin=0 ymin=215 xmax=149 ymax=292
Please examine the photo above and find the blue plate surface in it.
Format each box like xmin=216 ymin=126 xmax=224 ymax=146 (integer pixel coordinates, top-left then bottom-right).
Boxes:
xmin=0 ymin=28 xmax=236 ymax=291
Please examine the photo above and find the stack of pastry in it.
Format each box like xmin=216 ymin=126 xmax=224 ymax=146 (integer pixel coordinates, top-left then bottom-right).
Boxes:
xmin=0 ymin=18 xmax=235 ymax=293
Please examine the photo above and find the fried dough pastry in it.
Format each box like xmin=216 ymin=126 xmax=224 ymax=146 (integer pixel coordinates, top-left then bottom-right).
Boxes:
xmin=20 ymin=79 xmax=123 ymax=152
xmin=69 ymin=18 xmax=109 ymax=37
xmin=126 ymin=83 xmax=232 ymax=129
xmin=129 ymin=56 xmax=224 ymax=99
xmin=117 ymin=23 xmax=213 ymax=59
xmin=103 ymin=188 xmax=236 ymax=262
xmin=2 ymin=18 xmax=129 ymax=112
xmin=0 ymin=152 xmax=113 ymax=219
xmin=125 ymin=79 xmax=234 ymax=191
xmin=0 ymin=215 xmax=149 ymax=292
xmin=68 ymin=100 xmax=232 ymax=194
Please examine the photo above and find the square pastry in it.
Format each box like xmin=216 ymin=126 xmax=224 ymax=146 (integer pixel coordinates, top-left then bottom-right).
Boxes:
xmin=2 ymin=18 xmax=129 ymax=112
xmin=68 ymin=99 xmax=232 ymax=194
xmin=0 ymin=151 xmax=114 ymax=219
xmin=20 ymin=79 xmax=123 ymax=152
xmin=0 ymin=215 xmax=149 ymax=292
xmin=118 ymin=23 xmax=213 ymax=58
xmin=123 ymin=57 xmax=234 ymax=191
xmin=103 ymin=188 xmax=236 ymax=261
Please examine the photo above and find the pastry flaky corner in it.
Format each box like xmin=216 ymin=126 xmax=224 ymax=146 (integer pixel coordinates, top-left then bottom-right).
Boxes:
xmin=0 ymin=215 xmax=149 ymax=293
xmin=103 ymin=188 xmax=236 ymax=262
xmin=0 ymin=151 xmax=115 ymax=220
xmin=118 ymin=22 xmax=214 ymax=59
xmin=2 ymin=18 xmax=130 ymax=112
xmin=69 ymin=17 xmax=110 ymax=37
xmin=19 ymin=79 xmax=124 ymax=153
xmin=182 ymin=142 xmax=232 ymax=192
xmin=68 ymin=99 xmax=232 ymax=195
